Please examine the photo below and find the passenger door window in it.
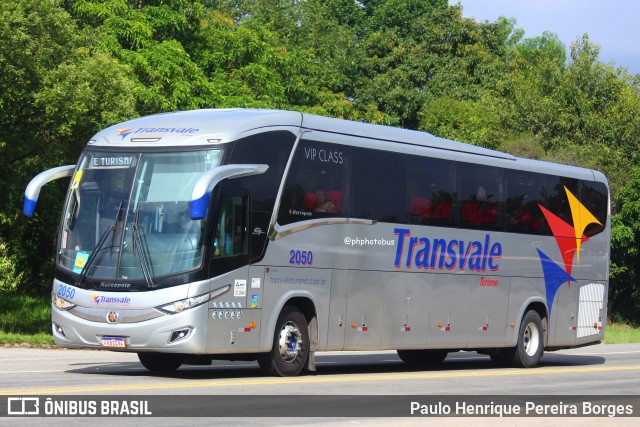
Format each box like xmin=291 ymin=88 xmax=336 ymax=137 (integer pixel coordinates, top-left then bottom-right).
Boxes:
xmin=213 ymin=194 xmax=248 ymax=258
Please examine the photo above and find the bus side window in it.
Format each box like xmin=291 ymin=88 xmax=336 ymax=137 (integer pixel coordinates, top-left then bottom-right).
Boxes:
xmin=277 ymin=140 xmax=351 ymax=226
xmin=459 ymin=164 xmax=504 ymax=231
xmin=407 ymin=155 xmax=457 ymax=227
xmin=213 ymin=194 xmax=248 ymax=257
xmin=506 ymin=172 xmax=545 ymax=235
xmin=352 ymin=148 xmax=407 ymax=223
xmin=580 ymin=180 xmax=608 ymax=237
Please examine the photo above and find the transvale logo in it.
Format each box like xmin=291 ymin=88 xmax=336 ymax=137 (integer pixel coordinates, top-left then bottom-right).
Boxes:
xmin=92 ymin=294 xmax=131 ymax=306
xmin=536 ymin=186 xmax=603 ymax=314
xmin=117 ymin=127 xmax=199 ymax=140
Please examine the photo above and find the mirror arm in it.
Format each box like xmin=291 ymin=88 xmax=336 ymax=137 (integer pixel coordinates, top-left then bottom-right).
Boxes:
xmin=23 ymin=165 xmax=76 ymax=217
xmin=189 ymin=164 xmax=268 ymax=220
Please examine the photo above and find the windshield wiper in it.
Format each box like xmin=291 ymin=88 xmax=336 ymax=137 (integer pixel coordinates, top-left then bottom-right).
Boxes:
xmin=131 ymin=207 xmax=155 ymax=288
xmin=76 ymin=200 xmax=123 ymax=287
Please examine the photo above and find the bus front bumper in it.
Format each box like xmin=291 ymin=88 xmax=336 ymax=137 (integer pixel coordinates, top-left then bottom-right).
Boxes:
xmin=51 ymin=303 xmax=209 ymax=354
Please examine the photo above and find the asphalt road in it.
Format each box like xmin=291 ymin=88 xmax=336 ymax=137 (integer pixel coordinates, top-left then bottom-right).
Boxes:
xmin=1 ymin=343 xmax=639 ymax=425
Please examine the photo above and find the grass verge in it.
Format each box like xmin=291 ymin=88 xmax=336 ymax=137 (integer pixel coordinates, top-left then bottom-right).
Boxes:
xmin=0 ymin=294 xmax=51 ymax=333
xmin=0 ymin=294 xmax=55 ymax=346
xmin=603 ymin=322 xmax=640 ymax=344
xmin=0 ymin=331 xmax=54 ymax=346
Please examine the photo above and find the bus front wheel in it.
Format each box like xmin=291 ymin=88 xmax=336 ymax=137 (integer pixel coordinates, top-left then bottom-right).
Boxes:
xmin=258 ymin=306 xmax=309 ymax=377
xmin=137 ymin=352 xmax=183 ymax=373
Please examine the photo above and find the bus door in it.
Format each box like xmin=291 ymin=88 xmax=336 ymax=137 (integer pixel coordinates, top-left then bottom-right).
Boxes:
xmin=206 ymin=188 xmax=261 ymax=352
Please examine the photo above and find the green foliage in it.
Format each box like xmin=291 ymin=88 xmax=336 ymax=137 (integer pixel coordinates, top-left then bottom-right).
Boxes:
xmin=497 ymin=134 xmax=546 ymax=160
xmin=0 ymin=0 xmax=82 ymax=295
xmin=35 ymin=49 xmax=138 ymax=148
xmin=1 ymin=0 xmax=640 ymax=322
xmin=0 ymin=294 xmax=51 ymax=334
xmin=129 ymin=40 xmax=218 ymax=112
xmin=419 ymin=96 xmax=503 ymax=148
xmin=610 ymin=167 xmax=640 ymax=321
xmin=0 ymin=241 xmax=24 ymax=294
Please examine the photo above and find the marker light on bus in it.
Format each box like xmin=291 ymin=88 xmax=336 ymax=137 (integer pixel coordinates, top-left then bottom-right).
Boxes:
xmin=52 ymin=293 xmax=76 ymax=311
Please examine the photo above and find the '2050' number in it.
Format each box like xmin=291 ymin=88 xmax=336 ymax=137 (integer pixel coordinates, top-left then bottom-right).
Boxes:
xmin=57 ymin=284 xmax=76 ymax=300
xmin=289 ymin=250 xmax=313 ymax=266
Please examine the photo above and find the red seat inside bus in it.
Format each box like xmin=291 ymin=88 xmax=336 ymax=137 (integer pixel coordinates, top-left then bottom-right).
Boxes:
xmin=304 ymin=190 xmax=343 ymax=212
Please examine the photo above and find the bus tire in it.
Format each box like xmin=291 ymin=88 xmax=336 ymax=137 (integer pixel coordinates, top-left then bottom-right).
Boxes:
xmin=397 ymin=349 xmax=448 ymax=365
xmin=506 ymin=310 xmax=544 ymax=368
xmin=489 ymin=350 xmax=510 ymax=366
xmin=137 ymin=352 xmax=183 ymax=372
xmin=258 ymin=305 xmax=309 ymax=377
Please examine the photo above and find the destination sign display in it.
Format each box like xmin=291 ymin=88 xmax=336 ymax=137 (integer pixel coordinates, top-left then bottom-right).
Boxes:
xmin=90 ymin=156 xmax=136 ymax=169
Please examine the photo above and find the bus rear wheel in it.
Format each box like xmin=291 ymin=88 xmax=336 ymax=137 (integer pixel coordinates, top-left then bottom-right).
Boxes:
xmin=505 ymin=310 xmax=544 ymax=368
xmin=397 ymin=349 xmax=448 ymax=365
xmin=137 ymin=352 xmax=183 ymax=373
xmin=258 ymin=306 xmax=309 ymax=377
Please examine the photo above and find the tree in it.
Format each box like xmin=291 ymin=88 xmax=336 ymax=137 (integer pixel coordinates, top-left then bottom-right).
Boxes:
xmin=419 ymin=95 xmax=503 ymax=148
xmin=354 ymin=1 xmax=516 ymax=128
xmin=0 ymin=0 xmax=82 ymax=294
xmin=35 ymin=50 xmax=138 ymax=153
xmin=610 ymin=167 xmax=640 ymax=323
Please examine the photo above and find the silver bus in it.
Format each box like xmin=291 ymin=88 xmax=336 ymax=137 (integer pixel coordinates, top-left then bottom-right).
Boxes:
xmin=24 ymin=109 xmax=610 ymax=376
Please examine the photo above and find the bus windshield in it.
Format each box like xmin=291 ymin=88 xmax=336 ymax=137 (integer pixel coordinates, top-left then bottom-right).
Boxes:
xmin=58 ymin=149 xmax=223 ymax=282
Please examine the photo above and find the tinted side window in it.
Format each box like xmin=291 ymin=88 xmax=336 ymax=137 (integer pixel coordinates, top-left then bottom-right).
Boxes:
xmin=229 ymin=131 xmax=296 ymax=212
xmin=580 ymin=180 xmax=608 ymax=237
xmin=459 ymin=164 xmax=504 ymax=231
xmin=352 ymin=148 xmax=407 ymax=224
xmin=277 ymin=140 xmax=350 ymax=226
xmin=542 ymin=175 xmax=579 ymax=235
xmin=407 ymin=155 xmax=457 ymax=227
xmin=506 ymin=172 xmax=547 ymax=235
xmin=506 ymin=172 xmax=587 ymax=236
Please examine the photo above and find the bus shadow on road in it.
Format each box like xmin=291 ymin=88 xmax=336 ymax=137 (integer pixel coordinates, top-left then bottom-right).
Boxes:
xmin=64 ymin=350 xmax=606 ymax=379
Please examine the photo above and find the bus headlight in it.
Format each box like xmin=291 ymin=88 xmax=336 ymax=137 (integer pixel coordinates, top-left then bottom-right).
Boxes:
xmin=52 ymin=293 xmax=76 ymax=311
xmin=157 ymin=284 xmax=230 ymax=314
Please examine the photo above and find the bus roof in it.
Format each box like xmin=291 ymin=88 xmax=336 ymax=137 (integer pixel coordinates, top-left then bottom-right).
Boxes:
xmin=88 ymin=108 xmax=604 ymax=184
xmin=91 ymin=108 xmax=513 ymax=158
xmin=90 ymin=109 xmax=303 ymax=147
xmin=300 ymin=112 xmax=515 ymax=161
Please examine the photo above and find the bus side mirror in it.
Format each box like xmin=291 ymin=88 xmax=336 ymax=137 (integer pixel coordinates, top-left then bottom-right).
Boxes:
xmin=190 ymin=164 xmax=268 ymax=220
xmin=23 ymin=165 xmax=76 ymax=217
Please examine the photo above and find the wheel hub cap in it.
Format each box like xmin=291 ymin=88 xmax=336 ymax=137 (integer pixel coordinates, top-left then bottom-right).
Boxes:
xmin=278 ymin=321 xmax=302 ymax=361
